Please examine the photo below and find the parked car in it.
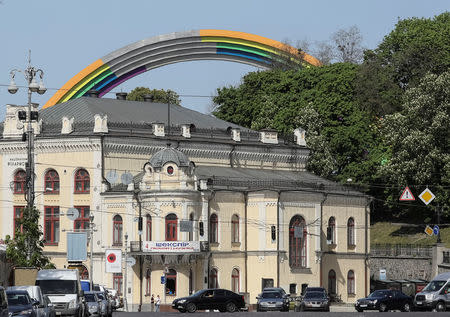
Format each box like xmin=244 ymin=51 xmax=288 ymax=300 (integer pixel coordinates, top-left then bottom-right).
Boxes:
xmin=7 ymin=286 xmax=46 ymax=317
xmin=296 ymin=291 xmax=330 ymax=312
xmin=42 ymin=296 xmax=55 ymax=317
xmin=6 ymin=289 xmax=38 ymax=317
xmin=93 ymin=292 xmax=110 ymax=317
xmin=355 ymin=289 xmax=413 ymax=312
xmin=172 ymin=289 xmax=245 ymax=313
xmin=83 ymin=292 xmax=100 ymax=317
xmin=256 ymin=289 xmax=289 ymax=312
xmin=0 ymin=286 xmax=8 ymax=317
xmin=414 ymin=271 xmax=450 ymax=311
xmin=304 ymin=287 xmax=328 ymax=297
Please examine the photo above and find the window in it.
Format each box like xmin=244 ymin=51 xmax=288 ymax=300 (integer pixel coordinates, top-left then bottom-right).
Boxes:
xmin=74 ymin=169 xmax=90 ymax=193
xmin=231 ymin=214 xmax=239 ymax=243
xmin=289 ymin=283 xmax=297 ymax=295
xmin=145 ymin=269 xmax=151 ymax=296
xmin=347 ymin=270 xmax=355 ymax=295
xmin=44 ymin=169 xmax=59 ymax=194
xmin=328 ymin=270 xmax=336 ymax=295
xmin=44 ymin=206 xmax=60 ymax=245
xmin=146 ymin=215 xmax=152 ymax=241
xmin=231 ymin=268 xmax=239 ymax=293
xmin=80 ymin=265 xmax=89 ymax=280
xmin=113 ymin=215 xmax=123 ymax=246
xmin=14 ymin=206 xmax=24 ymax=236
xmin=165 ymin=213 xmax=177 ymax=241
xmin=166 ymin=269 xmax=176 ymax=296
xmin=289 ymin=215 xmax=307 ymax=268
xmin=347 ymin=218 xmax=355 ymax=246
xmin=188 ymin=213 xmax=194 ymax=241
xmin=166 ymin=166 xmax=174 ymax=175
xmin=210 ymin=214 xmax=218 ymax=243
xmin=209 ymin=268 xmax=218 ymax=288
xmin=14 ymin=170 xmax=26 ymax=194
xmin=74 ymin=206 xmax=90 ymax=230
xmin=113 ymin=273 xmax=123 ymax=295
xmin=328 ymin=217 xmax=336 ymax=244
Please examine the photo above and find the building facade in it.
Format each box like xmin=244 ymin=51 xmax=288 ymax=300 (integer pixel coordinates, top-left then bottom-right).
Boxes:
xmin=0 ymin=95 xmax=370 ymax=310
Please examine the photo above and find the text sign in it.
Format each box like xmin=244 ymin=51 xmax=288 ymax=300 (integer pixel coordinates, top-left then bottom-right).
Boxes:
xmin=142 ymin=241 xmax=200 ymax=253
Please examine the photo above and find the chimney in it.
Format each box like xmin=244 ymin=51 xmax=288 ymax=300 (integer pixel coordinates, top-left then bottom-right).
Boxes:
xmin=116 ymin=92 xmax=128 ymax=100
xmin=87 ymin=89 xmax=99 ymax=98
xmin=143 ymin=94 xmax=154 ymax=102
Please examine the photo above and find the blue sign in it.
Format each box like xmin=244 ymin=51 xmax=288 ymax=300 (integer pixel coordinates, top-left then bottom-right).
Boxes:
xmin=161 ymin=276 xmax=166 ymax=284
xmin=433 ymin=225 xmax=439 ymax=236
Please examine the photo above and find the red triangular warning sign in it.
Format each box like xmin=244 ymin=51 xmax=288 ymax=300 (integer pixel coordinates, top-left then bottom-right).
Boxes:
xmin=399 ymin=186 xmax=415 ymax=201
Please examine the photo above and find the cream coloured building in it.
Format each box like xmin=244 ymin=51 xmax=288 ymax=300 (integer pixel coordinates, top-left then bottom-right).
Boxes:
xmin=0 ymin=94 xmax=370 ymax=310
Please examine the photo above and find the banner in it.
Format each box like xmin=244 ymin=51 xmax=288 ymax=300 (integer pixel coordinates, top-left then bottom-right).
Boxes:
xmin=142 ymin=241 xmax=200 ymax=253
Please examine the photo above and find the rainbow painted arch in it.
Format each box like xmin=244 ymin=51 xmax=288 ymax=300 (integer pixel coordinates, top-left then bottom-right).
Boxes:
xmin=43 ymin=30 xmax=321 ymax=109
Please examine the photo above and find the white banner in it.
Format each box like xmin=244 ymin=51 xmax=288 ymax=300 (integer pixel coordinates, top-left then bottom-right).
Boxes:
xmin=142 ymin=241 xmax=200 ymax=253
xmin=105 ymin=249 xmax=122 ymax=273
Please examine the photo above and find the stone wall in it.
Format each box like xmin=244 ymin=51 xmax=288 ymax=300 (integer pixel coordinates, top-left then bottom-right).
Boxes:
xmin=369 ymin=256 xmax=432 ymax=281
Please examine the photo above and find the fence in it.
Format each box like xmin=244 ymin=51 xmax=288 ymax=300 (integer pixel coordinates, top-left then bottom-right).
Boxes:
xmin=371 ymin=244 xmax=432 ymax=257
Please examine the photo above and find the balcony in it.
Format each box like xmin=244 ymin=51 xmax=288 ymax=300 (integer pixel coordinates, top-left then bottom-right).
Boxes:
xmin=130 ymin=241 xmax=209 ymax=253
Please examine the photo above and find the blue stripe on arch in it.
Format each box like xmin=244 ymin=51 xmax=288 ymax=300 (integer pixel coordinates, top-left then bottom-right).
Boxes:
xmin=216 ymin=48 xmax=271 ymax=64
xmin=93 ymin=74 xmax=118 ymax=92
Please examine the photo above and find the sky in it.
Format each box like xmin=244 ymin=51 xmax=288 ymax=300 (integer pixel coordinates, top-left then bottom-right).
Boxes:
xmin=0 ymin=0 xmax=448 ymax=121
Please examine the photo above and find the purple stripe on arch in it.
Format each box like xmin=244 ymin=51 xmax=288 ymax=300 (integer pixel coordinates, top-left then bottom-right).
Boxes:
xmin=98 ymin=66 xmax=147 ymax=97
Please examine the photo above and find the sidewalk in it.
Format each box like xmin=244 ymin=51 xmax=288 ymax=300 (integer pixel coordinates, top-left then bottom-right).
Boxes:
xmin=330 ymin=303 xmax=356 ymax=313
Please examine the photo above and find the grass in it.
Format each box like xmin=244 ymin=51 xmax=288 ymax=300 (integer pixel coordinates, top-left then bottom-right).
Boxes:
xmin=371 ymin=222 xmax=450 ymax=247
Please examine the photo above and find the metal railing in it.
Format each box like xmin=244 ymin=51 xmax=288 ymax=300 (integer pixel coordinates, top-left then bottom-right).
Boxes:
xmin=371 ymin=244 xmax=432 ymax=257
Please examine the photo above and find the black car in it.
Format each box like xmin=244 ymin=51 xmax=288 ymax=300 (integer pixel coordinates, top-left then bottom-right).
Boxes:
xmin=298 ymin=291 xmax=330 ymax=312
xmin=6 ymin=290 xmax=38 ymax=317
xmin=0 ymin=287 xmax=8 ymax=317
xmin=172 ymin=289 xmax=245 ymax=313
xmin=256 ymin=289 xmax=289 ymax=312
xmin=355 ymin=289 xmax=413 ymax=312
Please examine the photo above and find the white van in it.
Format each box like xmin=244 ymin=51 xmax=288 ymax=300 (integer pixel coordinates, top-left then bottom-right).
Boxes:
xmin=414 ymin=272 xmax=450 ymax=311
xmin=36 ymin=269 xmax=84 ymax=317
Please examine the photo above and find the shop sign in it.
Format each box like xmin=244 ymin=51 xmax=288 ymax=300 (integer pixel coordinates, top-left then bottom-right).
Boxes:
xmin=142 ymin=241 xmax=200 ymax=253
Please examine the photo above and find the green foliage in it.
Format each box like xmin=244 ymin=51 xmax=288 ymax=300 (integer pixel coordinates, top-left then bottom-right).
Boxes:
xmin=5 ymin=206 xmax=54 ymax=268
xmin=127 ymin=87 xmax=181 ymax=105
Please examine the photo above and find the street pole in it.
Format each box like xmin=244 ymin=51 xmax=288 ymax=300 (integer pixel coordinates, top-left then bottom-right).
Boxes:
xmin=437 ymin=204 xmax=442 ymax=244
xmin=89 ymin=215 xmax=94 ymax=289
xmin=124 ymin=233 xmax=128 ymax=312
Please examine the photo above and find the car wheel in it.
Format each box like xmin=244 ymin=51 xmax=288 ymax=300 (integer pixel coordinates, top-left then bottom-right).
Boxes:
xmin=356 ymin=308 xmax=363 ymax=312
xmin=435 ymin=301 xmax=446 ymax=312
xmin=186 ymin=302 xmax=197 ymax=313
xmin=402 ymin=302 xmax=411 ymax=312
xmin=218 ymin=309 xmax=226 ymax=312
xmin=226 ymin=302 xmax=237 ymax=313
xmin=379 ymin=303 xmax=388 ymax=312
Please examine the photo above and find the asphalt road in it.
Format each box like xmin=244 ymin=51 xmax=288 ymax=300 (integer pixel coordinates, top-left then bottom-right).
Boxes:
xmin=113 ymin=311 xmax=450 ymax=316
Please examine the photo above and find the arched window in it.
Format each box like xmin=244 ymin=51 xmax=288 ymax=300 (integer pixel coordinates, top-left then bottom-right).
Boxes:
xmin=347 ymin=218 xmax=355 ymax=246
xmin=166 ymin=214 xmax=177 ymax=241
xmin=113 ymin=215 xmax=123 ymax=246
xmin=210 ymin=214 xmax=218 ymax=243
xmin=113 ymin=273 xmax=123 ymax=295
xmin=231 ymin=214 xmax=239 ymax=243
xmin=145 ymin=269 xmax=151 ymax=296
xmin=328 ymin=217 xmax=336 ymax=244
xmin=328 ymin=270 xmax=336 ymax=295
xmin=231 ymin=268 xmax=240 ymax=293
xmin=166 ymin=269 xmax=177 ymax=296
xmin=74 ymin=169 xmax=90 ymax=193
xmin=188 ymin=213 xmax=194 ymax=241
xmin=146 ymin=215 xmax=152 ymax=241
xmin=209 ymin=268 xmax=218 ymax=288
xmin=347 ymin=270 xmax=355 ymax=295
xmin=289 ymin=215 xmax=307 ymax=268
xmin=80 ymin=265 xmax=89 ymax=280
xmin=44 ymin=169 xmax=59 ymax=194
xmin=14 ymin=170 xmax=26 ymax=194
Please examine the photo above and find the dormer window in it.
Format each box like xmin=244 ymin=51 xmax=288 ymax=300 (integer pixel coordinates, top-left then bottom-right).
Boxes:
xmin=167 ymin=165 xmax=174 ymax=175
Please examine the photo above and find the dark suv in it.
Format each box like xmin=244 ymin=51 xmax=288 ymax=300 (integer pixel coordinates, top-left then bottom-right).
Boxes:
xmin=0 ymin=287 xmax=8 ymax=317
xmin=256 ymin=288 xmax=289 ymax=312
xmin=172 ymin=289 xmax=245 ymax=313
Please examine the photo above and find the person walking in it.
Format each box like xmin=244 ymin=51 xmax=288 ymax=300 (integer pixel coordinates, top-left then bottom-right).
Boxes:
xmin=150 ymin=294 xmax=155 ymax=312
xmin=155 ymin=295 xmax=161 ymax=312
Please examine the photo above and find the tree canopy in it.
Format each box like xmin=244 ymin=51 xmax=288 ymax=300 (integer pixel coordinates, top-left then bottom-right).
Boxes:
xmin=127 ymin=87 xmax=181 ymax=105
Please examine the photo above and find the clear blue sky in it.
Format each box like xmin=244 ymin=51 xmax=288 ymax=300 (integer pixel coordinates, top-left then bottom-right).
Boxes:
xmin=1 ymin=0 xmax=448 ymax=120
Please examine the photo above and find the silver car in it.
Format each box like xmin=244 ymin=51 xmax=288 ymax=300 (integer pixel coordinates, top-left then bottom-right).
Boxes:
xmin=83 ymin=293 xmax=100 ymax=317
xmin=92 ymin=293 xmax=109 ymax=317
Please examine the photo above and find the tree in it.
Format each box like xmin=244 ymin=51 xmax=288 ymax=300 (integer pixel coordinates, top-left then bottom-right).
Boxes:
xmin=5 ymin=206 xmax=54 ymax=268
xmin=127 ymin=87 xmax=181 ymax=105
xmin=331 ymin=25 xmax=364 ymax=64
xmin=379 ymin=71 xmax=450 ymax=220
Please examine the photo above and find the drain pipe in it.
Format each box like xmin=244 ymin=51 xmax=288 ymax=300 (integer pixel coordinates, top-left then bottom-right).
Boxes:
xmin=276 ymin=191 xmax=281 ymax=288
xmin=244 ymin=191 xmax=248 ymax=293
xmin=319 ymin=193 xmax=328 ymax=287
xmin=364 ymin=198 xmax=372 ymax=297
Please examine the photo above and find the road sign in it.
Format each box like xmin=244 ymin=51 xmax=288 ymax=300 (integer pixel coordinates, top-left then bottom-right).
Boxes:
xmin=105 ymin=249 xmax=122 ymax=273
xmin=399 ymin=187 xmax=415 ymax=201
xmin=161 ymin=276 xmax=166 ymax=284
xmin=66 ymin=208 xmax=79 ymax=221
xmin=419 ymin=188 xmax=435 ymax=205
xmin=433 ymin=225 xmax=439 ymax=236
xmin=424 ymin=225 xmax=433 ymax=236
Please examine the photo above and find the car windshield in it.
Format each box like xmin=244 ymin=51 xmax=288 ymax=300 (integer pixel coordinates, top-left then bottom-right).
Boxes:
xmin=85 ymin=294 xmax=96 ymax=302
xmin=423 ymin=281 xmax=446 ymax=292
xmin=36 ymin=280 xmax=77 ymax=295
xmin=261 ymin=292 xmax=281 ymax=299
xmin=7 ymin=293 xmax=31 ymax=306
xmin=96 ymin=293 xmax=105 ymax=300
xmin=368 ymin=290 xmax=389 ymax=298
xmin=304 ymin=292 xmax=326 ymax=299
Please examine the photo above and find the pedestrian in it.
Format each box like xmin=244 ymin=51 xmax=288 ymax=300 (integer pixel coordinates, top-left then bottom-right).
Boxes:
xmin=155 ymin=295 xmax=161 ymax=312
xmin=150 ymin=294 xmax=155 ymax=312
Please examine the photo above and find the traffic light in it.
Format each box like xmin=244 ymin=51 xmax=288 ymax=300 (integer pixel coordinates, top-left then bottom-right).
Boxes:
xmin=271 ymin=225 xmax=276 ymax=240
xmin=18 ymin=111 xmax=26 ymax=121
xmin=31 ymin=111 xmax=39 ymax=121
xmin=138 ymin=216 xmax=143 ymax=231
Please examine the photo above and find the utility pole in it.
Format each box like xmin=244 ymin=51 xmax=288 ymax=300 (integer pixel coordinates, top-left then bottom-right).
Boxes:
xmin=124 ymin=233 xmax=128 ymax=312
xmin=89 ymin=215 xmax=95 ymax=289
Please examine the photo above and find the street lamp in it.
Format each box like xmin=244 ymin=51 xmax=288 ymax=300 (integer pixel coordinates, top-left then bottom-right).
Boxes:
xmin=89 ymin=215 xmax=95 ymax=290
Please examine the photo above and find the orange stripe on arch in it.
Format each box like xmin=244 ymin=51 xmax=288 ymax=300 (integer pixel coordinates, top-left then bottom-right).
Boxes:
xmin=200 ymin=29 xmax=321 ymax=66
xmin=43 ymin=59 xmax=105 ymax=109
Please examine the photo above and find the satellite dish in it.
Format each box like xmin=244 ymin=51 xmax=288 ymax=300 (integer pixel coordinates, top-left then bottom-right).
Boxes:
xmin=66 ymin=208 xmax=79 ymax=221
xmin=106 ymin=170 xmax=118 ymax=183
xmin=121 ymin=172 xmax=134 ymax=185
xmin=126 ymin=257 xmax=136 ymax=267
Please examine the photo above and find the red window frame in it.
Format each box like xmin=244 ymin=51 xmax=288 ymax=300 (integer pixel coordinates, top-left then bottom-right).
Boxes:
xmin=44 ymin=206 xmax=60 ymax=245
xmin=231 ymin=214 xmax=239 ymax=243
xmin=145 ymin=269 xmax=151 ymax=296
xmin=289 ymin=216 xmax=307 ymax=268
xmin=146 ymin=215 xmax=152 ymax=241
xmin=13 ymin=206 xmax=24 ymax=237
xmin=347 ymin=270 xmax=355 ymax=294
xmin=14 ymin=170 xmax=26 ymax=194
xmin=113 ymin=273 xmax=123 ymax=295
xmin=347 ymin=218 xmax=355 ymax=246
xmin=210 ymin=214 xmax=218 ymax=243
xmin=165 ymin=214 xmax=177 ymax=241
xmin=74 ymin=206 xmax=90 ymax=230
xmin=231 ymin=268 xmax=239 ymax=293
xmin=44 ymin=169 xmax=60 ymax=194
xmin=74 ymin=169 xmax=90 ymax=193
xmin=209 ymin=268 xmax=218 ymax=288
xmin=113 ymin=215 xmax=123 ymax=246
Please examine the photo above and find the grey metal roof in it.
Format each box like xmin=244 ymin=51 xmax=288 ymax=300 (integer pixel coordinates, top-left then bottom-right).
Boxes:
xmin=149 ymin=147 xmax=190 ymax=168
xmin=39 ymin=97 xmax=248 ymax=130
